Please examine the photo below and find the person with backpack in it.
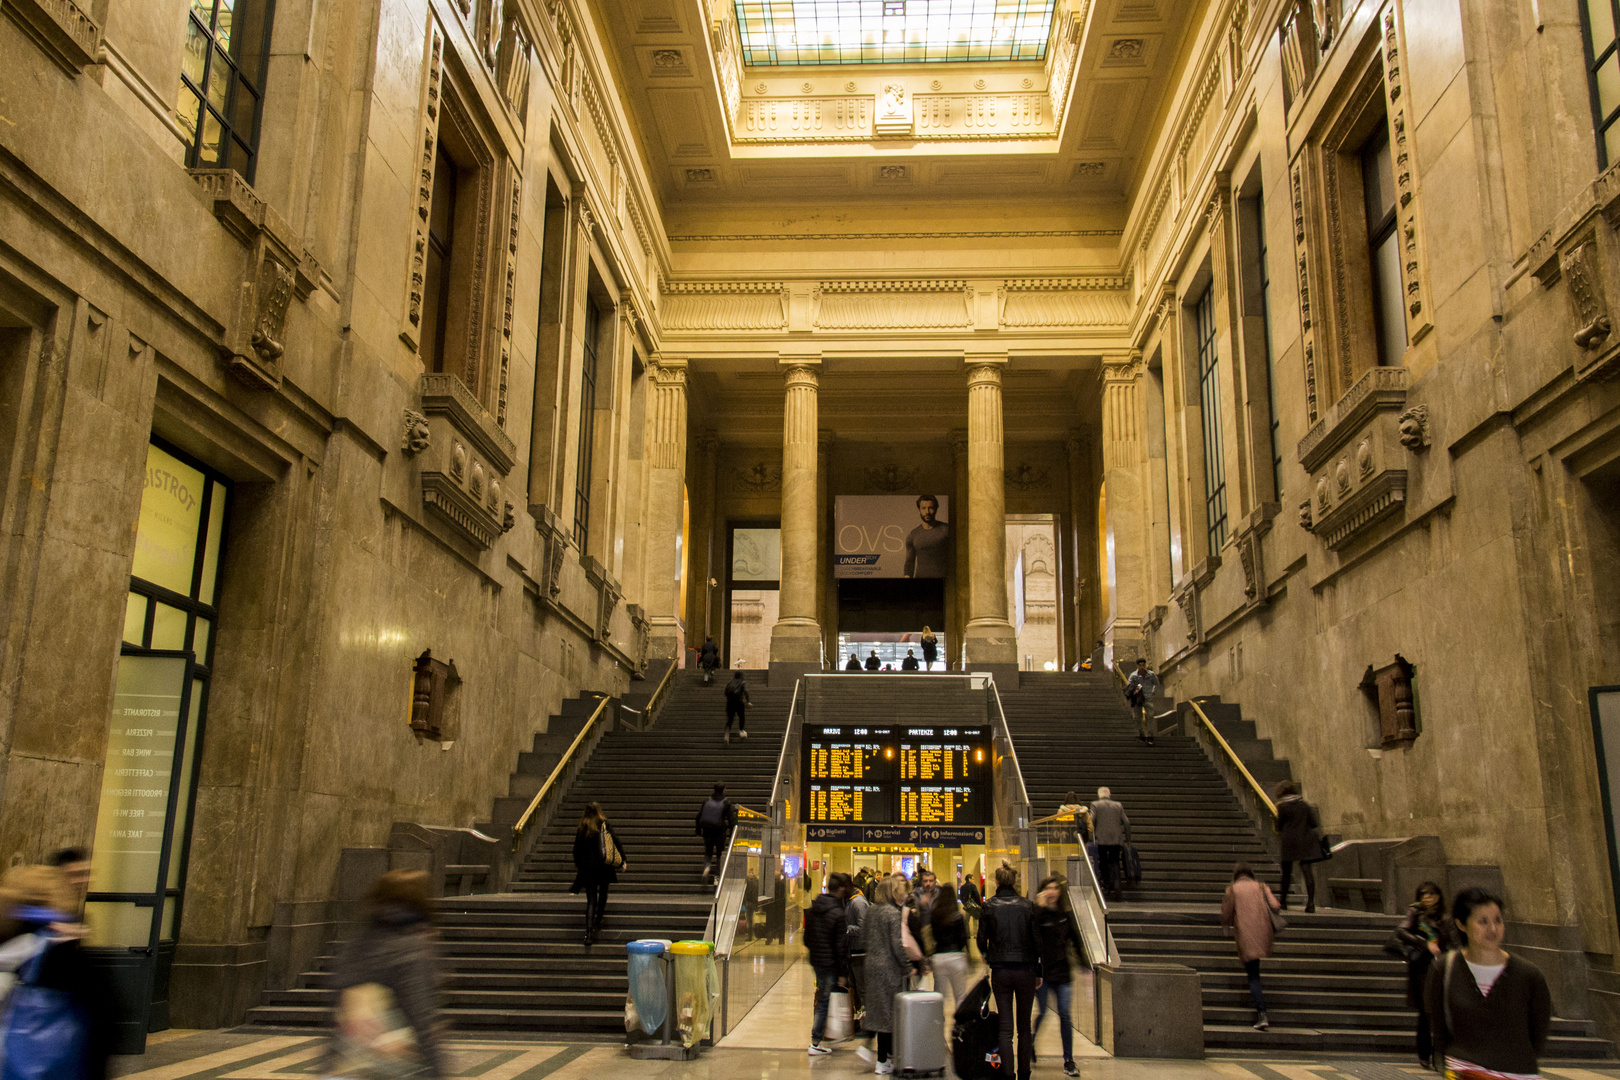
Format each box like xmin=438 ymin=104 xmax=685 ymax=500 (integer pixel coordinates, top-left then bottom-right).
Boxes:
xmin=723 ymin=670 xmax=750 ymax=743
xmin=1032 ymin=875 xmax=1079 ymax=1077
xmin=698 ymin=636 xmax=720 ymax=684
xmin=572 ymin=802 xmax=626 ymax=946
xmin=322 ymin=870 xmax=446 ymax=1079
xmin=696 ymin=782 xmax=738 ymax=883
xmin=0 ymin=864 xmax=111 ymax=1080
xmin=1426 ymin=888 xmax=1552 ymax=1080
xmin=806 ymin=873 xmax=853 ymax=1055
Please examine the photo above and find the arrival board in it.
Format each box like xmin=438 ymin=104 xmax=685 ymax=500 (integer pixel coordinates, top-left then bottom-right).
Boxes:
xmin=801 ymin=724 xmax=991 ymax=826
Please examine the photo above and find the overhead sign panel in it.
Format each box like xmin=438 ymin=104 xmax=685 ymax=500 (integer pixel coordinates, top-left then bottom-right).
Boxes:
xmin=834 ymin=495 xmax=952 ymax=579
xmin=801 ymin=723 xmax=990 ymax=826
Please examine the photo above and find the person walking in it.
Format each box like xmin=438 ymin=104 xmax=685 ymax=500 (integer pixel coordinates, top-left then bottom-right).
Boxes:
xmin=1427 ymin=888 xmax=1552 ymax=1080
xmin=571 ymin=802 xmax=626 ymax=946
xmin=860 ymin=876 xmax=913 ymax=1075
xmin=807 ymin=873 xmax=853 ymax=1055
xmin=1057 ymin=791 xmax=1091 ymax=846
xmin=928 ymin=883 xmax=972 ymax=1020
xmin=901 ymin=650 xmax=920 ymax=671
xmin=0 ymin=864 xmax=111 ymax=1080
xmin=1088 ymin=787 xmax=1130 ymax=898
xmin=723 ymin=670 xmax=750 ymax=743
xmin=1220 ymin=863 xmax=1281 ymax=1031
xmin=865 ymin=650 xmax=882 ymax=672
xmin=921 ymin=627 xmax=939 ymax=671
xmin=958 ymin=870 xmax=983 ymax=948
xmin=1124 ymin=658 xmax=1161 ymax=744
xmin=696 ymin=782 xmax=738 ymax=883
xmin=322 ymin=869 xmax=446 ymax=1079
xmin=846 ymin=653 xmax=863 ymax=671
xmin=978 ymin=863 xmax=1041 ymax=1080
xmin=846 ymin=875 xmax=872 ymax=1019
xmin=1032 ymin=875 xmax=1079 ymax=1076
xmin=698 ymin=636 xmax=720 ymax=683
xmin=1397 ymin=881 xmax=1458 ymax=1068
xmin=1274 ymin=781 xmax=1324 ymax=912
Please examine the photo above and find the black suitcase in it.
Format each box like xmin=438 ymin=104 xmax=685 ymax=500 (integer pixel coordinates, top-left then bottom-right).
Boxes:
xmin=953 ymin=975 xmax=993 ymax=1027
xmin=953 ymin=1011 xmax=1002 ymax=1080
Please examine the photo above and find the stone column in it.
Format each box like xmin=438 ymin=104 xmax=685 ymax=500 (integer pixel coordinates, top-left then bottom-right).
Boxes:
xmin=950 ymin=430 xmax=969 ymax=671
xmin=643 ymin=355 xmax=688 ymax=659
xmin=769 ymin=358 xmax=824 ymax=668
xmin=817 ymin=430 xmax=835 ymax=662
xmin=689 ymin=431 xmax=719 ymax=641
xmin=1101 ymin=352 xmax=1149 ymax=667
xmin=963 ymin=356 xmax=1018 ymax=670
xmin=1065 ymin=430 xmax=1089 ymax=669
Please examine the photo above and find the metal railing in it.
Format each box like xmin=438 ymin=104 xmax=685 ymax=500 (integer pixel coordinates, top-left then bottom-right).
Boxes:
xmin=1186 ymin=696 xmax=1277 ymax=816
xmin=763 ymin=679 xmax=805 ymax=901
xmin=510 ymin=694 xmax=613 ymax=853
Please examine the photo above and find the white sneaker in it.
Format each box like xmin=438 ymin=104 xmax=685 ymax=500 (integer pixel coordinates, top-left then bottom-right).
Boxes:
xmin=809 ymin=1044 xmax=831 ymax=1055
xmin=875 ymin=1063 xmax=894 ymax=1075
xmin=740 ymin=730 xmax=748 ymax=739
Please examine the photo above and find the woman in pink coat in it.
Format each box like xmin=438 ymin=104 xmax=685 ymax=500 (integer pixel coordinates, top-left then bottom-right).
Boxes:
xmin=1220 ymin=863 xmax=1281 ymax=1031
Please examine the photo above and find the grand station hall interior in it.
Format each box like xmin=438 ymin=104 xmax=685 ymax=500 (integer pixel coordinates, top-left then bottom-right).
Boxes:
xmin=5 ymin=0 xmax=1620 ymax=1076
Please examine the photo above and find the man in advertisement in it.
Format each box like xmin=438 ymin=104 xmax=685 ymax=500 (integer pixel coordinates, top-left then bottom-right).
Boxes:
xmin=903 ymin=495 xmax=951 ymax=579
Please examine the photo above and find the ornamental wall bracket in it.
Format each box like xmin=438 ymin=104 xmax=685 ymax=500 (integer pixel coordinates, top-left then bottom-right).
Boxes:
xmin=413 ymin=374 xmax=518 ymax=550
xmin=1172 ymin=582 xmax=1200 ymax=643
xmin=402 ymin=409 xmax=431 ymax=456
xmin=1398 ymin=404 xmax=1429 ymax=451
xmin=1525 ymin=161 xmax=1620 ymax=383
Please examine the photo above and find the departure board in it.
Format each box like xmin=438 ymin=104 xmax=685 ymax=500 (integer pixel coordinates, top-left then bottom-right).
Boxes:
xmin=802 ymin=724 xmax=990 ymax=826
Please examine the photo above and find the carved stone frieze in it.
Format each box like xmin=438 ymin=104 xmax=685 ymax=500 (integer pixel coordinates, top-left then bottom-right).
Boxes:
xmin=1289 ymin=159 xmax=1321 ymax=423
xmin=1297 ymin=366 xmax=1408 ymax=471
xmin=1380 ymin=7 xmax=1435 ymax=346
xmin=413 ymin=373 xmax=518 ymax=550
xmin=5 ymin=0 xmax=101 ymax=75
xmin=402 ymin=19 xmax=446 ymax=349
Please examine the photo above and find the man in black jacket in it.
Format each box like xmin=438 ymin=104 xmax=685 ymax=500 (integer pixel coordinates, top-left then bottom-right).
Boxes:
xmin=977 ymin=863 xmax=1042 ymax=1080
xmin=806 ymin=872 xmax=853 ymax=1055
xmin=723 ymin=670 xmax=750 ymax=743
xmin=695 ymin=782 xmax=738 ymax=882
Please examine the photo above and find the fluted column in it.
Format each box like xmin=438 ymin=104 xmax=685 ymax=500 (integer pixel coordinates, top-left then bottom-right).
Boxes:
xmin=963 ymin=356 xmax=1018 ymax=669
xmin=950 ymin=430 xmax=969 ymax=671
xmin=1101 ymin=351 xmax=1149 ymax=666
xmin=770 ymin=358 xmax=824 ymax=666
xmin=643 ymin=355 xmax=688 ymax=659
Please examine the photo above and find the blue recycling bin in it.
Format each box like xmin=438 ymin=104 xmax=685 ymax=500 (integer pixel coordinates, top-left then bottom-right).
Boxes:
xmin=626 ymin=940 xmax=670 ymax=1035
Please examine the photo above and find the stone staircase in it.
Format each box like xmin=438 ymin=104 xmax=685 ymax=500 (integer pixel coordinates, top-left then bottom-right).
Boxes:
xmin=243 ymin=668 xmax=790 ymax=1034
xmin=998 ymin=671 xmax=1615 ymax=1058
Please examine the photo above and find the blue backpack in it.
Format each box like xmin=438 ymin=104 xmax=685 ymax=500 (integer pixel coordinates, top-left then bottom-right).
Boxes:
xmin=1 ymin=940 xmax=88 ymax=1080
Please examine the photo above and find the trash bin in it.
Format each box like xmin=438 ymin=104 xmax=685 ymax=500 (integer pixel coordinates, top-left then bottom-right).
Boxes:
xmin=626 ymin=940 xmax=670 ymax=1036
xmin=670 ymin=941 xmax=718 ymax=1047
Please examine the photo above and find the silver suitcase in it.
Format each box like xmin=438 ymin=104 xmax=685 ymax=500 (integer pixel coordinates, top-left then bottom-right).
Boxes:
xmin=892 ymin=989 xmax=946 ymax=1077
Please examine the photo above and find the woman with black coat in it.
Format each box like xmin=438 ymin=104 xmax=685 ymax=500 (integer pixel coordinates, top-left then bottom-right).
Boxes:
xmin=1032 ymin=876 xmax=1079 ymax=1077
xmin=976 ymin=863 xmax=1042 ymax=1080
xmin=1426 ymin=888 xmax=1552 ymax=1079
xmin=1397 ymin=881 xmax=1459 ymax=1068
xmin=1273 ymin=781 xmax=1322 ymax=912
xmin=572 ymin=802 xmax=627 ymax=945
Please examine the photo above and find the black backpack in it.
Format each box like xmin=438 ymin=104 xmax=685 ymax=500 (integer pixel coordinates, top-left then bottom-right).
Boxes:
xmin=699 ymin=797 xmax=729 ymax=829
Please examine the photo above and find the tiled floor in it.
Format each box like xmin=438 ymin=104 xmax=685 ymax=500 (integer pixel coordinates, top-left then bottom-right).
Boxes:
xmin=108 ymin=956 xmax=1620 ymax=1079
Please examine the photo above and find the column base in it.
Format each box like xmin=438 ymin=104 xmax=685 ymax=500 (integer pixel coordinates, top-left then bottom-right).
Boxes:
xmin=963 ymin=620 xmax=1018 ymax=666
xmin=647 ymin=617 xmax=683 ymax=661
xmin=769 ymin=617 xmax=824 ymax=665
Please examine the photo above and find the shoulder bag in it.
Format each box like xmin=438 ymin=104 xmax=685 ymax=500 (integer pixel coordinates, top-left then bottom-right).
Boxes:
xmin=601 ymin=826 xmax=625 ymax=870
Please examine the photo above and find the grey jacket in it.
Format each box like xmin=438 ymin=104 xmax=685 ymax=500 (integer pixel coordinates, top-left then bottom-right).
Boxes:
xmin=1089 ymin=798 xmax=1130 ymax=845
xmin=859 ymin=902 xmax=911 ymax=1033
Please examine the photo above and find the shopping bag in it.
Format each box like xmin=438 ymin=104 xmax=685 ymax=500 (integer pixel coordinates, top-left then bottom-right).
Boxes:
xmin=826 ymin=987 xmax=853 ymax=1041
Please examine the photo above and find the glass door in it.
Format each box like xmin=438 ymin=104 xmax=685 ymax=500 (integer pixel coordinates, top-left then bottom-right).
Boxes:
xmin=87 ymin=441 xmax=229 ymax=1048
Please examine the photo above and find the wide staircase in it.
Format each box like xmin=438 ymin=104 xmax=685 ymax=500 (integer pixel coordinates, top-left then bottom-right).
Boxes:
xmin=245 ymin=669 xmax=790 ymax=1035
xmin=1000 ymin=671 xmax=1614 ymax=1057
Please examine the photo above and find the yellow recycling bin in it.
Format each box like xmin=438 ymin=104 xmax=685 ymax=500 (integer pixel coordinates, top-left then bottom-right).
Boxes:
xmin=669 ymin=941 xmax=719 ymax=1048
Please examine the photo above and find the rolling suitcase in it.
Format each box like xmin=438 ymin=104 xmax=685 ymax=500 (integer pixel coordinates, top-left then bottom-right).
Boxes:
xmin=892 ymin=988 xmax=947 ymax=1077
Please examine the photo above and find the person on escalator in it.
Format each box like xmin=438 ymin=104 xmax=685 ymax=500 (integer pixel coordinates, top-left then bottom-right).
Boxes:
xmin=696 ymin=782 xmax=738 ymax=883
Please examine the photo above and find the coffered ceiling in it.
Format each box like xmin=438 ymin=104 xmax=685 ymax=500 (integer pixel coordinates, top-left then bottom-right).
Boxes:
xmin=590 ymin=0 xmax=1200 ymax=210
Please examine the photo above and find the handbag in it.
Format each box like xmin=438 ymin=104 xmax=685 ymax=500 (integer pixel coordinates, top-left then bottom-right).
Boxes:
xmin=0 ymin=942 xmax=88 ymax=1080
xmin=601 ymin=826 xmax=625 ymax=870
xmin=826 ymin=987 xmax=854 ymax=1041
xmin=1269 ymin=907 xmax=1288 ymax=933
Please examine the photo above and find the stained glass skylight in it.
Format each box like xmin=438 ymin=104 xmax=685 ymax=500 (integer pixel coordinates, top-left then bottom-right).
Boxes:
xmin=734 ymin=1 xmax=1055 ymax=66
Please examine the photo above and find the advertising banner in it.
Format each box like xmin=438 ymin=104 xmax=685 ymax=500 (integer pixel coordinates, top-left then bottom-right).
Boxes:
xmin=834 ymin=495 xmax=952 ymax=578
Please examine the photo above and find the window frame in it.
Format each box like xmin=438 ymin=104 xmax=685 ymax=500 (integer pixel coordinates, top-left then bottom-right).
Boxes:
xmin=1361 ymin=126 xmax=1406 ymax=367
xmin=1254 ymin=199 xmax=1283 ymax=499
xmin=1580 ymin=0 xmax=1620 ymax=169
xmin=1194 ymin=287 xmax=1229 ymax=556
xmin=573 ymin=295 xmax=602 ymax=549
xmin=178 ymin=0 xmax=277 ymax=182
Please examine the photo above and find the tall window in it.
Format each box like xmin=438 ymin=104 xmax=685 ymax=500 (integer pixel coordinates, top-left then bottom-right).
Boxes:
xmin=1362 ymin=127 xmax=1407 ymax=366
xmin=1255 ymin=198 xmax=1283 ymax=497
xmin=421 ymin=146 xmax=457 ymax=372
xmin=1581 ymin=0 xmax=1620 ymax=167
xmin=1195 ymin=289 xmax=1229 ymax=555
xmin=574 ymin=298 xmax=601 ymax=548
xmin=178 ymin=0 xmax=275 ymax=181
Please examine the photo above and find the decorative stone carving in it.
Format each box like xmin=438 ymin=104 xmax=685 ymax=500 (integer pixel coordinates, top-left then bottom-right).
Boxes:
xmin=451 ymin=443 xmax=466 ymax=481
xmin=1238 ymin=534 xmax=1259 ymax=599
xmin=685 ymin=168 xmax=716 ymax=183
xmin=402 ymin=19 xmax=445 ymax=348
xmin=734 ymin=462 xmax=782 ymax=493
xmin=1335 ymin=458 xmax=1351 ymax=496
xmin=1380 ymin=7 xmax=1434 ymax=345
xmin=413 ymin=373 xmax=518 ymax=550
xmin=864 ymin=464 xmax=919 ymax=493
xmin=1074 ymin=162 xmax=1106 ymax=177
xmin=496 ymin=12 xmax=533 ymax=114
xmin=5 ymin=0 xmax=101 ymax=75
xmin=876 ymin=83 xmax=913 ymax=136
xmin=1004 ymin=463 xmax=1051 ymax=491
xmin=1173 ymin=584 xmax=1199 ymax=642
xmin=1301 ymin=377 xmax=1411 ymax=551
xmin=1299 ymin=500 xmax=1313 ymax=530
xmin=652 ymin=49 xmax=683 ymax=68
xmin=470 ymin=460 xmax=485 ymax=500
xmin=402 ymin=410 xmax=431 ymax=456
xmin=1289 ymin=159 xmax=1321 ymax=422
xmin=878 ymin=165 xmax=909 ymax=180
xmin=1356 ymin=438 xmax=1374 ymax=478
xmin=1107 ymin=38 xmax=1144 ymax=61
xmin=845 ymin=81 xmax=857 ymax=92
xmin=1398 ymin=405 xmax=1429 ymax=451
xmin=1562 ymin=240 xmax=1612 ymax=349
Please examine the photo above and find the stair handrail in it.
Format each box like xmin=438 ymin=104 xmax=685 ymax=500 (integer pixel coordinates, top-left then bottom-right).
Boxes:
xmin=986 ymin=678 xmax=1032 ymax=814
xmin=643 ymin=657 xmax=678 ymax=724
xmin=509 ymin=693 xmax=614 ymax=852
xmin=1187 ymin=696 xmax=1277 ymax=817
xmin=769 ymin=678 xmax=804 ymax=817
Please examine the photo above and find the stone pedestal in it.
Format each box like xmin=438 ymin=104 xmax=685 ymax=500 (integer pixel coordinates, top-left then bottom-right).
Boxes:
xmin=963 ymin=356 xmax=1017 ymax=669
xmin=770 ymin=359 xmax=823 ymax=665
xmin=1096 ymin=962 xmax=1205 ymax=1058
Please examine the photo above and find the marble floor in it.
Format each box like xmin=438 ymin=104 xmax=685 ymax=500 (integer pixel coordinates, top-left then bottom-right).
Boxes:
xmin=109 ymin=957 xmax=1620 ymax=1079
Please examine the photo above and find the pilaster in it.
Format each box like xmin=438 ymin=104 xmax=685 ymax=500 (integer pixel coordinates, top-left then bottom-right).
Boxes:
xmin=1101 ymin=351 xmax=1149 ymax=666
xmin=643 ymin=354 xmax=688 ymax=658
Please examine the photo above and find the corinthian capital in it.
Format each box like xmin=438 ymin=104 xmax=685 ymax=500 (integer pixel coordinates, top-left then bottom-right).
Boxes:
xmin=1102 ymin=350 xmax=1144 ymax=384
